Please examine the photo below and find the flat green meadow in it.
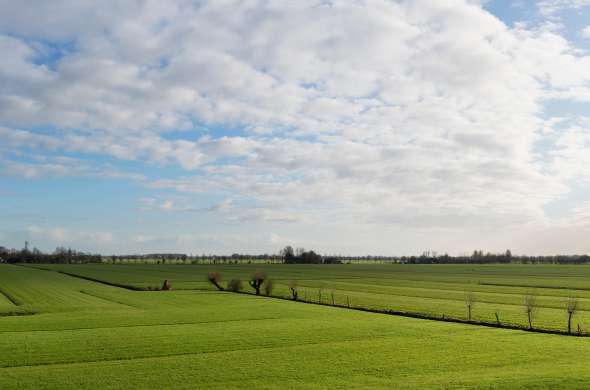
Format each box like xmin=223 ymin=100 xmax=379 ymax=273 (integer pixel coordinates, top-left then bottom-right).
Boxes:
xmin=3 ymin=263 xmax=590 ymax=388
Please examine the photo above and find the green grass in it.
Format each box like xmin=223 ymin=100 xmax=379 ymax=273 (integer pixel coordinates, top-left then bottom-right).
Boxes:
xmin=4 ymin=263 xmax=590 ymax=388
xmin=33 ymin=263 xmax=590 ymax=332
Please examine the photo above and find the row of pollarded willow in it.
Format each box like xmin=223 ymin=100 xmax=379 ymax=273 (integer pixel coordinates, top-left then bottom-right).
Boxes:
xmin=206 ymin=270 xmax=582 ymax=334
xmin=207 ymin=270 xmax=274 ymax=296
xmin=465 ymin=291 xmax=580 ymax=334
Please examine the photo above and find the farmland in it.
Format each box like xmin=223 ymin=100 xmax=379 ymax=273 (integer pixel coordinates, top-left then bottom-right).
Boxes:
xmin=3 ymin=264 xmax=590 ymax=388
xmin=32 ymin=263 xmax=590 ymax=332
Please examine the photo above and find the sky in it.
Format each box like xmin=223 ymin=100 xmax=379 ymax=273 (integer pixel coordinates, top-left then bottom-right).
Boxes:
xmin=1 ymin=0 xmax=590 ymax=256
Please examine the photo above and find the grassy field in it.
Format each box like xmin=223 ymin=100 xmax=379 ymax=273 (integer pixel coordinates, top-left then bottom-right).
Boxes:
xmin=31 ymin=263 xmax=590 ymax=332
xmin=3 ymin=263 xmax=590 ymax=388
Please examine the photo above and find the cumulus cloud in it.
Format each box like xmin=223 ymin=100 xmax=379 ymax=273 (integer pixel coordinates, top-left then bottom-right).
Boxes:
xmin=0 ymin=152 xmax=146 ymax=180
xmin=2 ymin=0 xmax=590 ymax=253
xmin=538 ymin=0 xmax=590 ymax=17
xmin=27 ymin=226 xmax=114 ymax=246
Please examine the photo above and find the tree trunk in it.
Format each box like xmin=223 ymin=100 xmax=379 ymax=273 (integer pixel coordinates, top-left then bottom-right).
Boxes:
xmin=249 ymin=280 xmax=261 ymax=295
xmin=568 ymin=313 xmax=572 ymax=334
xmin=528 ymin=311 xmax=532 ymax=329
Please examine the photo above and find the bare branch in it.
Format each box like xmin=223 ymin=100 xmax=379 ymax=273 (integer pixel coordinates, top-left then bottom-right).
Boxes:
xmin=464 ymin=291 xmax=476 ymax=321
xmin=566 ymin=295 xmax=578 ymax=334
xmin=248 ymin=271 xmax=266 ymax=295
xmin=206 ymin=271 xmax=224 ymax=291
xmin=523 ymin=293 xmax=538 ymax=330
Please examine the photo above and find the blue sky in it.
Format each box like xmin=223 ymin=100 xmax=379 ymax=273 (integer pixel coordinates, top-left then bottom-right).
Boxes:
xmin=1 ymin=0 xmax=590 ymax=255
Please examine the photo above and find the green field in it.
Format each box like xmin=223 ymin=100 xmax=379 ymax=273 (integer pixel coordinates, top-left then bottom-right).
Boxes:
xmin=3 ymin=263 xmax=590 ymax=388
xmin=31 ymin=263 xmax=590 ymax=332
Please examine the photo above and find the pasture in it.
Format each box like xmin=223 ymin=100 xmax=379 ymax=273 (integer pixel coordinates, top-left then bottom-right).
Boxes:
xmin=2 ymin=263 xmax=590 ymax=388
xmin=33 ymin=263 xmax=590 ymax=332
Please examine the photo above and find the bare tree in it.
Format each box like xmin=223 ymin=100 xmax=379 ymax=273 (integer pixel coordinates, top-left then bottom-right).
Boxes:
xmin=566 ymin=295 xmax=578 ymax=334
xmin=523 ymin=293 xmax=538 ymax=329
xmin=227 ymin=279 xmax=243 ymax=292
xmin=288 ymin=280 xmax=298 ymax=300
xmin=249 ymin=271 xmax=266 ymax=295
xmin=281 ymin=246 xmax=295 ymax=263
xmin=207 ymin=271 xmax=224 ymax=291
xmin=465 ymin=291 xmax=476 ymax=321
xmin=264 ymin=279 xmax=274 ymax=296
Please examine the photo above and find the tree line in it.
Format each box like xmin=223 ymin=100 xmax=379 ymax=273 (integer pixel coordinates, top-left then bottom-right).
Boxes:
xmin=3 ymin=243 xmax=590 ymax=265
xmin=205 ymin=269 xmax=585 ymax=335
xmin=0 ymin=245 xmax=101 ymax=264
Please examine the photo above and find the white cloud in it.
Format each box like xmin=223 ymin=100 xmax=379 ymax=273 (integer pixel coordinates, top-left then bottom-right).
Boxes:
xmin=27 ymin=226 xmax=114 ymax=246
xmin=538 ymin=0 xmax=590 ymax=15
xmin=583 ymin=26 xmax=590 ymax=39
xmin=2 ymin=1 xmax=590 ymax=253
xmin=0 ymin=153 xmax=145 ymax=180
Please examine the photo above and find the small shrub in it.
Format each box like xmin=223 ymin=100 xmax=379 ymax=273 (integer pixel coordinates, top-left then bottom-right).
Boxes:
xmin=162 ymin=279 xmax=171 ymax=291
xmin=264 ymin=279 xmax=274 ymax=296
xmin=227 ymin=279 xmax=243 ymax=292
xmin=288 ymin=280 xmax=298 ymax=300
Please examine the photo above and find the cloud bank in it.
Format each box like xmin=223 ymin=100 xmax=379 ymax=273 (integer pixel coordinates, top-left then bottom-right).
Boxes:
xmin=1 ymin=0 xmax=590 ymax=254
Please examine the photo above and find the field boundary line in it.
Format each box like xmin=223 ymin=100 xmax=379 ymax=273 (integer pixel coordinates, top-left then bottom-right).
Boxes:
xmin=0 ymin=315 xmax=287 ymax=334
xmin=0 ymin=311 xmax=35 ymax=318
xmin=0 ymin=287 xmax=22 ymax=306
xmin=78 ymin=290 xmax=139 ymax=308
xmin=0 ymin=331 xmax=405 ymax=370
xmin=227 ymin=290 xmax=590 ymax=338
xmin=57 ymin=271 xmax=145 ymax=290
xmin=479 ymin=282 xmax=590 ymax=292
xmin=19 ymin=265 xmax=146 ymax=291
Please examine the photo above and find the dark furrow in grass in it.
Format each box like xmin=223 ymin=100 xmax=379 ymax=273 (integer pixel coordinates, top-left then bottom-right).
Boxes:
xmin=0 ymin=316 xmax=287 ymax=334
xmin=78 ymin=290 xmax=139 ymax=309
xmin=0 ymin=287 xmax=22 ymax=306
xmin=0 ymin=311 xmax=35 ymax=317
xmin=229 ymin=290 xmax=590 ymax=337
xmin=57 ymin=271 xmax=146 ymax=291
xmin=293 ymin=284 xmax=590 ymax=312
xmin=18 ymin=265 xmax=145 ymax=291
xmin=56 ymin=271 xmax=144 ymax=291
xmin=0 ymin=332 xmax=411 ymax=370
xmin=480 ymin=282 xmax=590 ymax=291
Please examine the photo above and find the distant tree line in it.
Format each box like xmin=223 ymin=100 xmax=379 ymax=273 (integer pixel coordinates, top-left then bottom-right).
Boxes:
xmin=0 ymin=245 xmax=101 ymax=264
xmin=111 ymin=252 xmax=284 ymax=264
xmin=280 ymin=246 xmax=342 ymax=264
xmin=3 ymin=243 xmax=590 ymax=265
xmin=397 ymin=250 xmax=590 ymax=265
